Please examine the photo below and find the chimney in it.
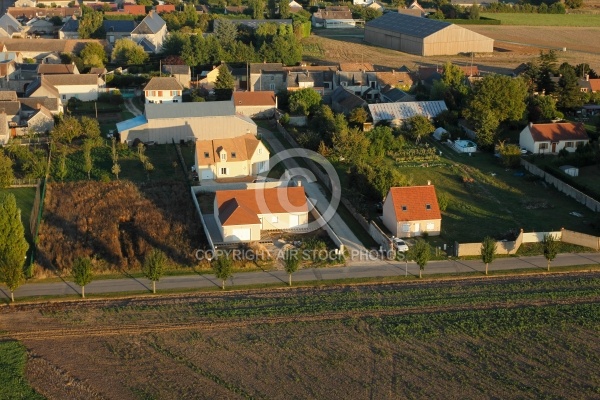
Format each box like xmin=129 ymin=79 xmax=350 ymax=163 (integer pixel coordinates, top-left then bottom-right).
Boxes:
xmin=585 ymin=74 xmax=589 ymax=81
xmin=529 ymin=122 xmax=533 ymax=128
xmin=392 ymin=69 xmax=395 ymax=75
xmin=297 ymin=180 xmax=302 ymax=187
xmin=427 ymin=180 xmax=431 ymax=186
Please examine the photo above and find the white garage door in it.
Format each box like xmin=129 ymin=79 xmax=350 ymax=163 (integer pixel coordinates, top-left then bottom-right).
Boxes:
xmin=201 ymin=169 xmax=214 ymax=180
xmin=232 ymin=228 xmax=251 ymax=241
xmin=289 ymin=214 xmax=299 ymax=227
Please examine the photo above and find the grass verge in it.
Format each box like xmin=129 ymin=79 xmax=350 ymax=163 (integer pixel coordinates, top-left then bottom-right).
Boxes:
xmin=0 ymin=341 xmax=44 ymax=399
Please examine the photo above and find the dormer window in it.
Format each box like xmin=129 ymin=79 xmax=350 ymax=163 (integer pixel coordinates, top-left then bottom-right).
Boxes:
xmin=402 ymin=206 xmax=407 ymax=211
xmin=220 ymin=152 xmax=226 ymax=161
xmin=231 ymin=152 xmax=236 ymax=158
xmin=426 ymin=204 xmax=431 ymax=210
xmin=204 ymin=152 xmax=209 ymax=158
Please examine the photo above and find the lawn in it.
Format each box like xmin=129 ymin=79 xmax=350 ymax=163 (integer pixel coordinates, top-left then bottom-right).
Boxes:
xmin=0 ymin=341 xmax=44 ymax=400
xmin=480 ymin=12 xmax=600 ymax=26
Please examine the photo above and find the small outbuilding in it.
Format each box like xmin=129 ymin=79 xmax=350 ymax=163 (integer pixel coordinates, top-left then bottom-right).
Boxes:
xmin=559 ymin=165 xmax=579 ymax=177
xmin=432 ymin=127 xmax=448 ymax=141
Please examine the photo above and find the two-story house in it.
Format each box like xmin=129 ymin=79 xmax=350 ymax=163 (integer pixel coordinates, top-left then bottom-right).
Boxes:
xmin=131 ymin=11 xmax=167 ymax=53
xmin=249 ymin=62 xmax=287 ymax=92
xmin=143 ymin=77 xmax=183 ymax=104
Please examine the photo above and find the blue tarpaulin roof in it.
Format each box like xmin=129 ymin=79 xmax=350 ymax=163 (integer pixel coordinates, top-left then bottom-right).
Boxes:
xmin=116 ymin=115 xmax=147 ymax=132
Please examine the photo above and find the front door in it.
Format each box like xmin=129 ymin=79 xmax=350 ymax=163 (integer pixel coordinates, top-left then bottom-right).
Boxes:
xmin=414 ymin=222 xmax=420 ymax=235
xmin=552 ymin=142 xmax=557 ymax=153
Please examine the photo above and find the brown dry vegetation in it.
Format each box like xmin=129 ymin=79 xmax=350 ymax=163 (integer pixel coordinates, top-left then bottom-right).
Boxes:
xmin=1 ymin=274 xmax=599 ymax=399
xmin=37 ymin=181 xmax=205 ymax=272
xmin=304 ymin=26 xmax=600 ymax=73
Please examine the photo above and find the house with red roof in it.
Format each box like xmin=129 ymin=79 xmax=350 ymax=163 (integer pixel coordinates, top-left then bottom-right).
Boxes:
xmin=214 ymin=187 xmax=309 ymax=242
xmin=194 ymin=134 xmax=270 ymax=180
xmin=382 ymin=185 xmax=441 ymax=238
xmin=519 ymin=122 xmax=589 ymax=154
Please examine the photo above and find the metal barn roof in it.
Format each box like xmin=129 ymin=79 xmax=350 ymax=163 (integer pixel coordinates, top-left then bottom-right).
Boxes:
xmin=365 ymin=12 xmax=450 ymax=38
xmin=368 ymin=100 xmax=448 ymax=122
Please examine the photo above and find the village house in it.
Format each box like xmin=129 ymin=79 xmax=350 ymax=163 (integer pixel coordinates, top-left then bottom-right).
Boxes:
xmin=519 ymin=122 xmax=589 ymax=154
xmin=143 ymin=77 xmax=183 ymax=104
xmin=232 ymin=91 xmax=277 ymax=119
xmin=7 ymin=7 xmax=82 ymax=20
xmin=330 ymin=86 xmax=367 ymax=115
xmin=285 ymin=65 xmax=337 ymax=95
xmin=214 ymin=187 xmax=309 ymax=243
xmin=194 ymin=134 xmax=270 ymax=180
xmin=382 ymin=185 xmax=442 ymax=238
xmin=312 ymin=6 xmax=356 ymax=29
xmin=578 ymin=75 xmax=600 ymax=93
xmin=249 ymin=62 xmax=286 ymax=92
xmin=130 ymin=11 xmax=167 ymax=53
xmin=0 ymin=14 xmax=26 ymax=39
xmin=37 ymin=63 xmax=79 ymax=75
xmin=25 ymin=74 xmax=103 ymax=102
xmin=162 ymin=64 xmax=191 ymax=88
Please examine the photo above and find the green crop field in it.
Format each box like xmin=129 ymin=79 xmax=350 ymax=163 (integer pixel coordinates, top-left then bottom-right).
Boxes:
xmin=0 ymin=341 xmax=44 ymax=400
xmin=2 ymin=273 xmax=600 ymax=399
xmin=481 ymin=12 xmax=600 ymax=26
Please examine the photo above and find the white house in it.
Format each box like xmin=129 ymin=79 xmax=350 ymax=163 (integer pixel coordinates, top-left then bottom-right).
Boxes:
xmin=519 ymin=122 xmax=589 ymax=154
xmin=0 ymin=14 xmax=25 ymax=38
xmin=382 ymin=185 xmax=442 ymax=238
xmin=131 ymin=11 xmax=167 ymax=53
xmin=214 ymin=187 xmax=309 ymax=243
xmin=143 ymin=77 xmax=183 ymax=104
xmin=25 ymin=74 xmax=102 ymax=102
xmin=194 ymin=134 xmax=270 ymax=180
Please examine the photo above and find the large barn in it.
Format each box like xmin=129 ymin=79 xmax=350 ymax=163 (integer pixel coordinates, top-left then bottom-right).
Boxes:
xmin=364 ymin=13 xmax=494 ymax=56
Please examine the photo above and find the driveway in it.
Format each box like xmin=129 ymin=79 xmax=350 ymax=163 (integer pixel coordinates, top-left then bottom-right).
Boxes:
xmin=259 ymin=127 xmax=369 ymax=261
xmin=124 ymin=98 xmax=143 ymax=116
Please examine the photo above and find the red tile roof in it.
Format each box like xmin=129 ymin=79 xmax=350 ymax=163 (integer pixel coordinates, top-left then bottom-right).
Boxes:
xmin=217 ymin=187 xmax=307 ymax=226
xmin=387 ymin=185 xmax=441 ymax=222
xmin=528 ymin=122 xmax=588 ymax=142
xmin=156 ymin=4 xmax=175 ymax=13
xmin=232 ymin=91 xmax=276 ymax=107
xmin=589 ymin=79 xmax=600 ymax=92
xmin=123 ymin=4 xmax=147 ymax=15
xmin=195 ymin=134 xmax=263 ymax=166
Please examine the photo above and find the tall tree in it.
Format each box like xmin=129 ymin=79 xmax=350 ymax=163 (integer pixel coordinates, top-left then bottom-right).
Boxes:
xmin=403 ymin=115 xmax=434 ymax=143
xmin=80 ymin=42 xmax=107 ymax=68
xmin=289 ymin=88 xmax=321 ymax=116
xmin=143 ymin=249 xmax=167 ymax=294
xmin=464 ymin=75 xmax=528 ymax=148
xmin=557 ymin=66 xmax=584 ymax=110
xmin=0 ymin=193 xmax=28 ymax=302
xmin=542 ymin=234 xmax=559 ymax=272
xmin=480 ymin=236 xmax=497 ymax=275
xmin=279 ymin=0 xmax=291 ymax=18
xmin=160 ymin=32 xmax=190 ymax=56
xmin=56 ymin=148 xmax=68 ymax=182
xmin=0 ymin=152 xmax=14 ymax=188
xmin=249 ymin=0 xmax=265 ymax=19
xmin=111 ymin=39 xmax=149 ymax=66
xmin=214 ymin=64 xmax=235 ymax=100
xmin=72 ymin=257 xmax=93 ymax=298
xmin=332 ymin=125 xmax=369 ymax=163
xmin=469 ymin=2 xmax=480 ymax=20
xmin=283 ymin=250 xmax=300 ymax=286
xmin=212 ymin=256 xmax=233 ymax=290
xmin=81 ymin=117 xmax=101 ymax=141
xmin=214 ymin=19 xmax=238 ymax=50
xmin=78 ymin=6 xmax=104 ymax=39
xmin=537 ymin=50 xmax=558 ymax=95
xmin=83 ymin=139 xmax=93 ymax=180
xmin=411 ymin=238 xmax=430 ymax=279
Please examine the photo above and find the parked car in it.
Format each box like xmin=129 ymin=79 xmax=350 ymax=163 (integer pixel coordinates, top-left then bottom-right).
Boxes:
xmin=393 ymin=238 xmax=409 ymax=252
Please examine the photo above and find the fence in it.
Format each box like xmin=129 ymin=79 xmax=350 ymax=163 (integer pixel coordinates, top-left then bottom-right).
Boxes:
xmin=521 ymin=159 xmax=600 ymax=212
xmin=369 ymin=221 xmax=393 ymax=251
xmin=453 ymin=229 xmax=592 ymax=257
xmin=11 ymin=178 xmax=41 ymax=187
xmin=190 ymin=187 xmax=216 ymax=253
xmin=307 ymin=198 xmax=345 ymax=255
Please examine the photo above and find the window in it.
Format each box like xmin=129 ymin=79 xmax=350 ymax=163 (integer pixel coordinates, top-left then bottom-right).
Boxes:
xmin=370 ymin=81 xmax=376 ymax=88
xmin=539 ymin=143 xmax=549 ymax=150
xmin=258 ymin=148 xmax=262 ymax=155
xmin=402 ymin=224 xmax=410 ymax=232
xmin=341 ymin=82 xmax=347 ymax=87
xmin=158 ymin=91 xmax=163 ymax=97
xmin=220 ymin=152 xmax=227 ymax=161
xmin=220 ymin=168 xmax=228 ymax=175
xmin=426 ymin=204 xmax=431 ymax=210
xmin=172 ymin=91 xmax=178 ymax=96
xmin=231 ymin=152 xmax=236 ymax=158
xmin=271 ymin=216 xmax=278 ymax=223
xmin=269 ymin=83 xmax=275 ymax=90
xmin=62 ymin=95 xmax=66 ymax=100
xmin=258 ymin=161 xmax=266 ymax=171
xmin=426 ymin=223 xmax=435 ymax=231
xmin=565 ymin=141 xmax=574 ymax=148
xmin=324 ymin=82 xmax=330 ymax=89
xmin=173 ymin=100 xmax=178 ymax=103
xmin=271 ymin=76 xmax=274 ymax=80
xmin=204 ymin=152 xmax=209 ymax=158
xmin=401 ymin=205 xmax=407 ymax=211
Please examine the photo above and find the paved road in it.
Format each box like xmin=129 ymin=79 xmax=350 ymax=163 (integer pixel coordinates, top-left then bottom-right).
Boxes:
xmin=2 ymin=252 xmax=599 ymax=300
xmin=259 ymin=128 xmax=368 ymax=258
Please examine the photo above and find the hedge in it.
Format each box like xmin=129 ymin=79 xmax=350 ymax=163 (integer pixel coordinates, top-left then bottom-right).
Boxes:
xmin=446 ymin=17 xmax=501 ymax=25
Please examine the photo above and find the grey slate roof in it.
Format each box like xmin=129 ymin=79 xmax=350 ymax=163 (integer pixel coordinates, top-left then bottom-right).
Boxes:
xmin=250 ymin=63 xmax=283 ymax=74
xmin=24 ymin=77 xmax=60 ymax=98
xmin=60 ymin=17 xmax=79 ymax=33
xmin=137 ymin=37 xmax=155 ymax=52
xmin=44 ymin=74 xmax=98 ymax=86
xmin=381 ymin=87 xmax=410 ymax=102
xmin=145 ymin=101 xmax=235 ymax=119
xmin=103 ymin=20 xmax=136 ymax=33
xmin=19 ymin=97 xmax=61 ymax=113
xmin=366 ymin=12 xmax=450 ymax=38
xmin=331 ymin=86 xmax=366 ymax=110
xmin=132 ymin=11 xmax=165 ymax=35
xmin=162 ymin=64 xmax=190 ymax=75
